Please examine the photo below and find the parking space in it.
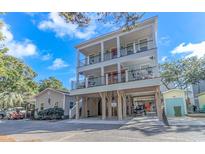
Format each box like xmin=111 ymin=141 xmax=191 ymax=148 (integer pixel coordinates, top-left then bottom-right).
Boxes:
xmin=0 ymin=117 xmax=205 ymax=142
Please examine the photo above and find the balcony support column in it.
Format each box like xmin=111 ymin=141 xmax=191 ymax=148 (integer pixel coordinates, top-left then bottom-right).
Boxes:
xmin=101 ymin=67 xmax=104 ymax=85
xmin=85 ymin=77 xmax=88 ymax=88
xmin=99 ymin=92 xmax=107 ymax=120
xmin=83 ymin=97 xmax=88 ymax=118
xmin=76 ymin=50 xmax=80 ymax=83
xmin=155 ymin=86 xmax=162 ymax=120
xmin=133 ymin=41 xmax=137 ymax=53
xmin=107 ymin=93 xmax=112 ymax=118
xmin=122 ymin=92 xmax=127 ymax=118
xmin=117 ymin=62 xmax=121 ymax=83
xmin=105 ymin=74 xmax=109 ymax=85
xmin=117 ymin=36 xmax=120 ymax=58
xmin=87 ymin=56 xmax=90 ymax=65
xmin=125 ymin=70 xmax=128 ymax=82
xmin=75 ymin=96 xmax=80 ymax=120
xmin=117 ymin=91 xmax=123 ymax=120
xmin=101 ymin=42 xmax=104 ymax=62
xmin=128 ymin=96 xmax=132 ymax=116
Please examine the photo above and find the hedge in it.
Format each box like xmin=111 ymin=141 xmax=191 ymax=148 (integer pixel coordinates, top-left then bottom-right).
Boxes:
xmin=37 ymin=107 xmax=64 ymax=120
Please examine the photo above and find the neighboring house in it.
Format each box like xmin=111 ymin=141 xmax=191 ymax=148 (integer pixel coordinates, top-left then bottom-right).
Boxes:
xmin=192 ymin=80 xmax=205 ymax=108
xmin=163 ymin=89 xmax=187 ymax=117
xmin=34 ymin=88 xmax=75 ymax=118
xmin=161 ymin=82 xmax=195 ymax=106
xmin=198 ymin=92 xmax=205 ymax=111
xmin=70 ymin=16 xmax=162 ymax=120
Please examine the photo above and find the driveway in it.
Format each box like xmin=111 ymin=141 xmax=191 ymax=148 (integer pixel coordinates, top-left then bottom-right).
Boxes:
xmin=0 ymin=116 xmax=205 ymax=142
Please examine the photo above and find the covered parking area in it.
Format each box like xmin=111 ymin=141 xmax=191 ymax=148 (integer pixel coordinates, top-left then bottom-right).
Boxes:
xmin=74 ymin=85 xmax=162 ymax=120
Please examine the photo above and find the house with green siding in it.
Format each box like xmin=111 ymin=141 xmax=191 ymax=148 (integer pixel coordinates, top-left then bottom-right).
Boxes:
xmin=198 ymin=92 xmax=205 ymax=111
xmin=163 ymin=89 xmax=188 ymax=117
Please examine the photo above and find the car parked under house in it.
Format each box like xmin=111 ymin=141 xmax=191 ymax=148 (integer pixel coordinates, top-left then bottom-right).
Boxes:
xmin=34 ymin=88 xmax=75 ymax=119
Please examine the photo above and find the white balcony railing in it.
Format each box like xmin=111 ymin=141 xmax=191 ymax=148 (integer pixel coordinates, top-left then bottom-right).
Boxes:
xmin=78 ymin=40 xmax=155 ymax=67
xmin=71 ymin=66 xmax=158 ymax=90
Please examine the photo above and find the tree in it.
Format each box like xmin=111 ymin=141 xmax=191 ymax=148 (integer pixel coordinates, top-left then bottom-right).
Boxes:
xmin=0 ymin=53 xmax=38 ymax=108
xmin=0 ymin=20 xmax=9 ymax=77
xmin=160 ymin=60 xmax=184 ymax=90
xmin=60 ymin=12 xmax=145 ymax=30
xmin=0 ymin=19 xmax=38 ymax=109
xmin=181 ymin=56 xmax=205 ymax=85
xmin=38 ymin=77 xmax=67 ymax=92
xmin=160 ymin=56 xmax=205 ymax=90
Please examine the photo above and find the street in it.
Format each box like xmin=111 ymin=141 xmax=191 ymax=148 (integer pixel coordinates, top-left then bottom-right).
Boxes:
xmin=1 ymin=117 xmax=205 ymax=142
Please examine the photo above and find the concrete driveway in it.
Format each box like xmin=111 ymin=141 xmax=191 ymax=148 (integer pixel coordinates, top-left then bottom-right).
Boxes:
xmin=0 ymin=116 xmax=205 ymax=142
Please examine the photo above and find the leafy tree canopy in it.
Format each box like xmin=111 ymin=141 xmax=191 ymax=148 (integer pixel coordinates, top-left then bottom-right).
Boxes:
xmin=60 ymin=12 xmax=145 ymax=30
xmin=160 ymin=56 xmax=205 ymax=90
xmin=0 ymin=19 xmax=38 ymax=109
xmin=38 ymin=77 xmax=68 ymax=92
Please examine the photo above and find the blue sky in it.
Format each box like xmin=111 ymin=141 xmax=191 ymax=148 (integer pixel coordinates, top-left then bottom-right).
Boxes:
xmin=1 ymin=12 xmax=205 ymax=89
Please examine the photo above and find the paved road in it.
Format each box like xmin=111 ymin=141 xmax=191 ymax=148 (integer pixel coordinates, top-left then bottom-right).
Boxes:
xmin=1 ymin=117 xmax=205 ymax=142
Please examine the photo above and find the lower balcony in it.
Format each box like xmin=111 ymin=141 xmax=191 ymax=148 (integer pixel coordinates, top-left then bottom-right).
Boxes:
xmin=70 ymin=66 xmax=161 ymax=95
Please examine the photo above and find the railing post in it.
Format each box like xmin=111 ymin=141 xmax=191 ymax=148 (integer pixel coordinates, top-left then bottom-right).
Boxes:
xmin=117 ymin=62 xmax=121 ymax=83
xmin=117 ymin=36 xmax=120 ymax=58
xmin=101 ymin=67 xmax=104 ymax=85
xmin=101 ymin=42 xmax=104 ymax=62
xmin=85 ymin=77 xmax=88 ymax=88
xmin=133 ymin=41 xmax=136 ymax=53
xmin=106 ymin=74 xmax=108 ymax=85
xmin=125 ymin=70 xmax=128 ymax=82
xmin=87 ymin=56 xmax=89 ymax=65
xmin=137 ymin=40 xmax=140 ymax=52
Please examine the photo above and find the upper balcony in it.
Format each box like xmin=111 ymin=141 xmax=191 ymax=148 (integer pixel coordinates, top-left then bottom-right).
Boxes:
xmin=78 ymin=39 xmax=155 ymax=68
xmin=76 ymin=20 xmax=157 ymax=70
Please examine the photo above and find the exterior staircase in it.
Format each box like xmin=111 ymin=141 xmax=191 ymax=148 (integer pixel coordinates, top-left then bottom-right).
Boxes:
xmin=69 ymin=99 xmax=83 ymax=119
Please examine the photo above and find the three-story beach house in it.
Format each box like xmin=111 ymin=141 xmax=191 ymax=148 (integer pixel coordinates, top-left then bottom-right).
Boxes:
xmin=70 ymin=16 xmax=162 ymax=120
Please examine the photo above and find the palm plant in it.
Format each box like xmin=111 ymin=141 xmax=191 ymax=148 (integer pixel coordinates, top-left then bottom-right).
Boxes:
xmin=0 ymin=92 xmax=24 ymax=109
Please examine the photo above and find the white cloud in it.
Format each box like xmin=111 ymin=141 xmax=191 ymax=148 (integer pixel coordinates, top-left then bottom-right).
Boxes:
xmin=48 ymin=58 xmax=69 ymax=70
xmin=38 ymin=13 xmax=96 ymax=39
xmin=1 ymin=22 xmax=37 ymax=58
xmin=161 ymin=56 xmax=167 ymax=62
xmin=171 ymin=41 xmax=205 ymax=58
xmin=41 ymin=53 xmax=52 ymax=61
xmin=38 ymin=13 xmax=118 ymax=40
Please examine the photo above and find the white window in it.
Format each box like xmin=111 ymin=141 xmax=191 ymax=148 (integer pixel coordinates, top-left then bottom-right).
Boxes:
xmin=139 ymin=39 xmax=148 ymax=52
xmin=127 ymin=43 xmax=134 ymax=55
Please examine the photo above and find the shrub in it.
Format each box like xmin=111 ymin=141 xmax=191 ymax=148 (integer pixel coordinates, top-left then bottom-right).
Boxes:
xmin=37 ymin=107 xmax=64 ymax=120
